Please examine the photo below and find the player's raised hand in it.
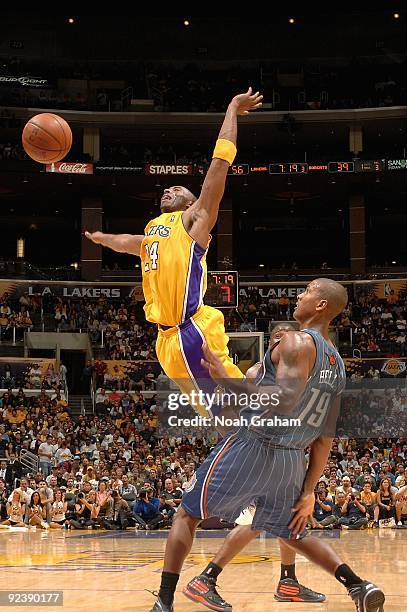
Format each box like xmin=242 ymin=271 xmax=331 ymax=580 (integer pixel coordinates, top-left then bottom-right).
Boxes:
xmin=85 ymin=230 xmax=104 ymax=244
xmin=230 ymin=87 xmax=263 ymax=115
xmin=288 ymin=492 xmax=315 ymax=537
xmin=201 ymin=342 xmax=229 ymax=381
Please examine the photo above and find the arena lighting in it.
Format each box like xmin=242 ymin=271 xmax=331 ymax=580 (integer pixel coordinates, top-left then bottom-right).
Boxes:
xmin=68 ymin=17 xmax=75 ymax=24
xmin=392 ymin=260 xmax=397 ymax=264
xmin=288 ymin=17 xmax=295 ymax=24
xmin=259 ymin=264 xmax=265 ymax=268
xmin=393 ymin=13 xmax=400 ymax=19
xmin=16 ymin=238 xmax=25 ymax=259
xmin=184 ymin=19 xmax=190 ymax=26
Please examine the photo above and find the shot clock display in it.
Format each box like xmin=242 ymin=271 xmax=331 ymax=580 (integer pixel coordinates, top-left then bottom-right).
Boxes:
xmin=206 ymin=271 xmax=239 ymax=308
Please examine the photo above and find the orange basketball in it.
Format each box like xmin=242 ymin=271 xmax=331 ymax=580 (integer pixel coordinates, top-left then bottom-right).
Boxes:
xmin=22 ymin=112 xmax=72 ymax=163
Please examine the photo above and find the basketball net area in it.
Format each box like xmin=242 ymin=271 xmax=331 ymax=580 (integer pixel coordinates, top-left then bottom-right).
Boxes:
xmin=228 ymin=324 xmax=338 ymax=373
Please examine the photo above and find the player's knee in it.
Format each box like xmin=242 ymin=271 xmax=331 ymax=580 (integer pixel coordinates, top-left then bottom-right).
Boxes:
xmin=173 ymin=506 xmax=201 ymax=528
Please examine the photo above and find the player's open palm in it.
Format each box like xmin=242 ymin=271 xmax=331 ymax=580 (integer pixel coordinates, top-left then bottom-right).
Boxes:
xmin=201 ymin=342 xmax=229 ymax=381
xmin=85 ymin=230 xmax=104 ymax=244
xmin=230 ymin=87 xmax=263 ymax=115
xmin=288 ymin=492 xmax=315 ymax=537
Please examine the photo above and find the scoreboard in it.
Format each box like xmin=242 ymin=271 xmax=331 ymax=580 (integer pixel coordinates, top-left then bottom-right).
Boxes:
xmin=206 ymin=271 xmax=238 ymax=308
xmin=224 ymin=159 xmax=389 ymax=175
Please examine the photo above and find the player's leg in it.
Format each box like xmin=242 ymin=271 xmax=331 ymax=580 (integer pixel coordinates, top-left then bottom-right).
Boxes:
xmin=283 ymin=536 xmax=385 ymax=612
xmin=151 ymin=434 xmax=255 ymax=612
xmin=151 ymin=507 xmax=202 ymax=611
xmin=183 ymin=523 xmax=260 ymax=612
xmin=157 ymin=306 xmax=244 ymax=418
xmin=184 ymin=509 xmax=324 ymax=609
xmin=274 ymin=539 xmax=326 ymax=603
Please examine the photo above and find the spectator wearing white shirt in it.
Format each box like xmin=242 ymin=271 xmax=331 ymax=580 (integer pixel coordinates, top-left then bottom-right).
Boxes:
xmin=38 ymin=436 xmax=54 ymax=477
xmin=55 ymin=440 xmax=73 ymax=465
xmin=0 ymin=461 xmax=7 ymax=481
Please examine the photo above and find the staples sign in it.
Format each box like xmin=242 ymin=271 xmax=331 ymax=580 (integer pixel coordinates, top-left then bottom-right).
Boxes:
xmin=145 ymin=164 xmax=192 ymax=175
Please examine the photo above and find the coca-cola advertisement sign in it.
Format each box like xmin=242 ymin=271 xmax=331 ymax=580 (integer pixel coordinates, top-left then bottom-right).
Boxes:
xmin=46 ymin=162 xmax=94 ymax=174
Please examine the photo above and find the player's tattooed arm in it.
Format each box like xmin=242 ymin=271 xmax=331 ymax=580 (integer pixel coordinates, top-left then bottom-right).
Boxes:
xmin=184 ymin=88 xmax=262 ymax=246
xmin=85 ymin=231 xmax=144 ymax=256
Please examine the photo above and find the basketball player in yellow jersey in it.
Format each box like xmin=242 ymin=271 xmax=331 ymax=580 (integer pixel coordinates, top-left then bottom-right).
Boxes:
xmin=86 ymin=87 xmax=263 ymax=416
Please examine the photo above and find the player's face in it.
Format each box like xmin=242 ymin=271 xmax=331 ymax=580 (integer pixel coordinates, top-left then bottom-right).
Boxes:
xmin=293 ymin=281 xmax=321 ymax=321
xmin=269 ymin=325 xmax=293 ymax=344
xmin=160 ymin=186 xmax=190 ymax=213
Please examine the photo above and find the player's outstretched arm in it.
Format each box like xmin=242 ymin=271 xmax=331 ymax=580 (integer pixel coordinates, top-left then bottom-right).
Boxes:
xmin=184 ymin=88 xmax=262 ymax=246
xmin=84 ymin=231 xmax=144 ymax=256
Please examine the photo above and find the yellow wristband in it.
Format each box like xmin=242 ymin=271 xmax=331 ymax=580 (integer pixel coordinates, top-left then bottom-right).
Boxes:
xmin=212 ymin=138 xmax=237 ymax=166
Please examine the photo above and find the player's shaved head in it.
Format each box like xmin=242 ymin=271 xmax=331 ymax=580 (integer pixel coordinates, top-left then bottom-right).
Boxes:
xmin=313 ymin=278 xmax=348 ymax=319
xmin=294 ymin=278 xmax=348 ymax=324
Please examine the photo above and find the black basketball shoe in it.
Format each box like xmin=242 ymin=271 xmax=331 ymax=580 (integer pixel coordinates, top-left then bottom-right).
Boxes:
xmin=348 ymin=581 xmax=385 ymax=612
xmin=183 ymin=575 xmax=232 ymax=611
xmin=149 ymin=595 xmax=173 ymax=612
xmin=274 ymin=578 xmax=326 ymax=602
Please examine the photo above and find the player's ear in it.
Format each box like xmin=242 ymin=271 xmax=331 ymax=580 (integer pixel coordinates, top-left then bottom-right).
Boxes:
xmin=316 ymin=299 xmax=328 ymax=312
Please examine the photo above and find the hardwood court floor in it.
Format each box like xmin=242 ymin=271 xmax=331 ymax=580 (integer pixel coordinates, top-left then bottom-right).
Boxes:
xmin=0 ymin=528 xmax=405 ymax=611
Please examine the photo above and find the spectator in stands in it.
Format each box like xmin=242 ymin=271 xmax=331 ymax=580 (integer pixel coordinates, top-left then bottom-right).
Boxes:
xmin=28 ymin=492 xmax=48 ymax=529
xmin=119 ymin=474 xmax=137 ymax=509
xmin=133 ymin=488 xmax=162 ymax=529
xmin=338 ymin=491 xmax=368 ymax=530
xmin=0 ymin=461 xmax=7 ymax=481
xmin=360 ymin=481 xmax=379 ymax=523
xmin=5 ymin=452 xmax=22 ymax=488
xmin=103 ymin=490 xmax=131 ymax=530
xmin=38 ymin=435 xmax=54 ymax=477
xmin=161 ymin=477 xmax=182 ymax=508
xmin=158 ymin=494 xmax=176 ymax=526
xmin=376 ymin=478 xmax=396 ymax=524
xmin=396 ymin=465 xmax=407 ymax=488
xmin=395 ymin=485 xmax=407 ymax=526
xmin=0 ymin=479 xmax=8 ymax=521
xmin=336 ymin=475 xmax=357 ymax=496
xmin=380 ymin=461 xmax=397 ymax=486
xmin=313 ymin=489 xmax=333 ymax=527
xmin=2 ymin=490 xmax=25 ymax=527
xmin=38 ymin=479 xmax=53 ymax=522
xmin=49 ymin=489 xmax=67 ymax=528
xmin=69 ymin=491 xmax=96 ymax=529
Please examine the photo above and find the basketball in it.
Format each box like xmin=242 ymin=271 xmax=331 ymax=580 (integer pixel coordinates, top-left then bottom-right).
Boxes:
xmin=22 ymin=112 xmax=72 ymax=163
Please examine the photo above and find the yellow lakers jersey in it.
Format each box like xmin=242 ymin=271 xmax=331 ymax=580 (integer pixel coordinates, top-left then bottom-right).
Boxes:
xmin=141 ymin=211 xmax=208 ymax=327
